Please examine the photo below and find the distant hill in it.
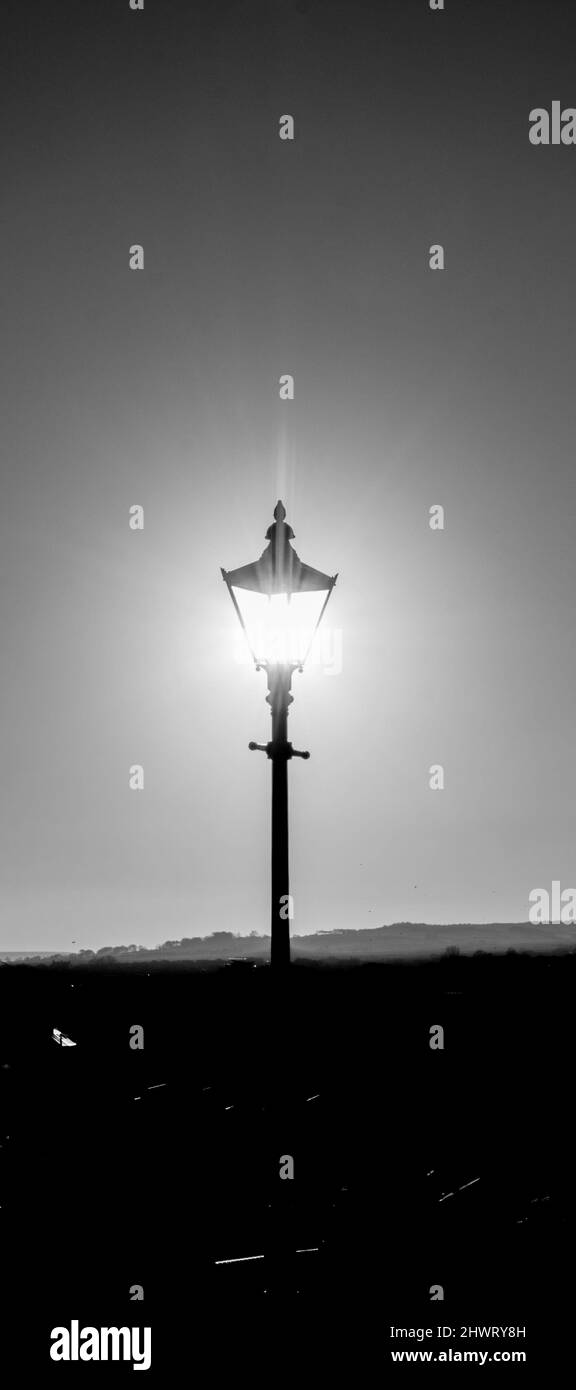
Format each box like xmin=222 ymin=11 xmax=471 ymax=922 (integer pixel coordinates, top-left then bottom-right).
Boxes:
xmin=0 ymin=950 xmax=60 ymax=960
xmin=3 ymin=921 xmax=574 ymax=964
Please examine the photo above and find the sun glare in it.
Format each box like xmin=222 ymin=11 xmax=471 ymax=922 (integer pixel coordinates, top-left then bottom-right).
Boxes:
xmin=232 ymin=589 xmax=327 ymax=667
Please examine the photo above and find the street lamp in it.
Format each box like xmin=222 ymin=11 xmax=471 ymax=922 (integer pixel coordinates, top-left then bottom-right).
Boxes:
xmin=221 ymin=501 xmax=338 ymax=968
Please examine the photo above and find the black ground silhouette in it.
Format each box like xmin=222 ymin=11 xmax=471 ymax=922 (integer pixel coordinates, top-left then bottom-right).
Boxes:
xmin=1 ymin=952 xmax=573 ymax=1372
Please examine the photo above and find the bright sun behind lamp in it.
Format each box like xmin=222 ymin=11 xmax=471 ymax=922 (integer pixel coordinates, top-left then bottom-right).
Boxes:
xmin=221 ymin=500 xmax=337 ymax=669
xmin=230 ymin=588 xmax=331 ymax=668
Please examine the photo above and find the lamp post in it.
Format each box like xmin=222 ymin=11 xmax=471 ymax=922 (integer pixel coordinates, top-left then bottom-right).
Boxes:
xmin=221 ymin=501 xmax=337 ymax=968
xmin=249 ymin=661 xmax=309 ymax=969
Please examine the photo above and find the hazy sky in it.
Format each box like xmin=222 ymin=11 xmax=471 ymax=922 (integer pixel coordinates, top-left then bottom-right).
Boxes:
xmin=2 ymin=0 xmax=576 ymax=949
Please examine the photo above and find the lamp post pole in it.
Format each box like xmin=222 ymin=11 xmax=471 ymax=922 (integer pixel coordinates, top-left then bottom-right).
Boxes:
xmin=249 ymin=662 xmax=309 ymax=969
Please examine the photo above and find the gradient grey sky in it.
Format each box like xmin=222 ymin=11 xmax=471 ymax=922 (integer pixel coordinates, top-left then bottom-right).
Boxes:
xmin=2 ymin=0 xmax=576 ymax=949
